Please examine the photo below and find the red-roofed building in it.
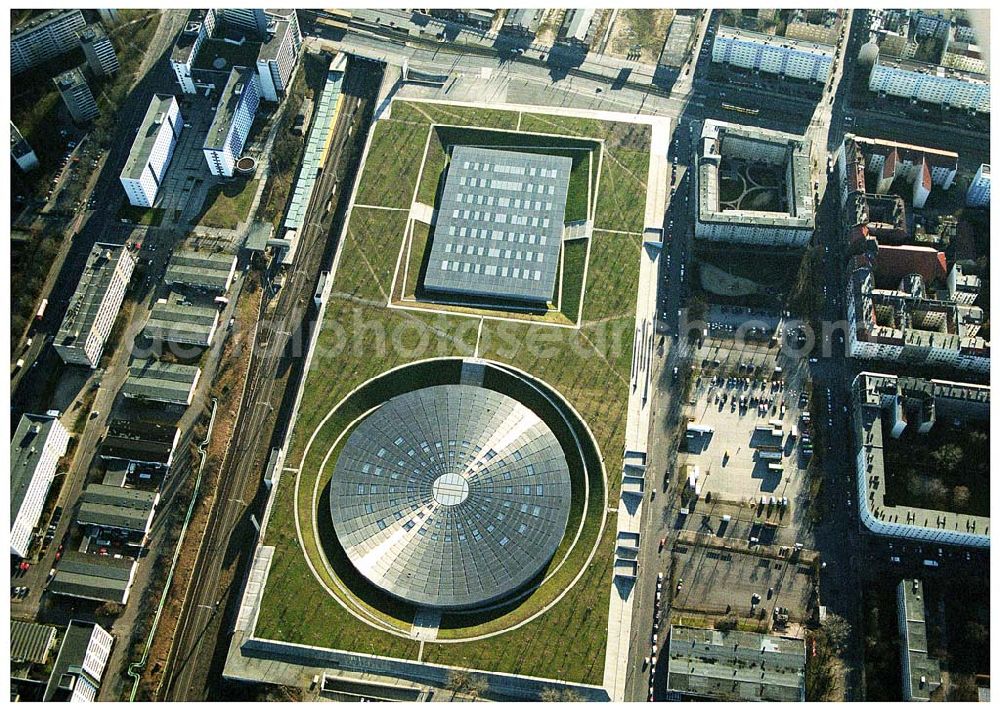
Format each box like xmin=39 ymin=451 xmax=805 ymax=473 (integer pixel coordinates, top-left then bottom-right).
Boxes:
xmin=874 ymin=244 xmax=947 ymax=288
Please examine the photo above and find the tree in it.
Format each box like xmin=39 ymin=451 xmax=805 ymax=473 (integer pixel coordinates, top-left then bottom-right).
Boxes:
xmin=540 ymin=687 xmax=582 ymax=702
xmin=95 ymin=601 xmax=124 ymax=620
xmin=446 ymin=670 xmax=487 ymax=701
xmin=822 ymin=613 xmax=851 ymax=656
xmin=952 ymin=485 xmax=971 ymax=510
xmin=931 ymin=444 xmax=963 ymax=475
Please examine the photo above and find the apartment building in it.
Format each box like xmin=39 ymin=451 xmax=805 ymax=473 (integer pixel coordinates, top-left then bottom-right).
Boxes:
xmin=256 ymin=10 xmax=302 ymax=102
xmin=54 ymin=243 xmax=136 ymax=368
xmin=897 ymin=580 xmax=943 ymax=701
xmin=170 ymin=9 xmax=218 ymax=94
xmin=10 ymin=414 xmax=70 ymax=558
xmin=837 ymin=134 xmax=957 ymax=212
xmin=712 ymin=26 xmax=833 ymax=83
xmin=11 ymin=9 xmax=86 ymax=75
xmin=696 ymin=120 xmax=815 ymax=246
xmin=845 ymin=252 xmax=989 ymax=373
xmin=203 ymin=66 xmax=260 ymax=176
xmin=79 ymin=24 xmax=119 ymax=77
xmin=11 ymin=121 xmax=39 ymax=172
xmin=53 ymin=67 xmax=99 ymax=124
xmin=42 ymin=621 xmax=114 ymax=702
xmin=851 ymin=372 xmax=989 ymax=548
xmin=869 ymin=59 xmax=989 ymax=113
xmin=120 ymin=94 xmax=182 ymax=207
xmin=966 ymin=163 xmax=990 ymax=207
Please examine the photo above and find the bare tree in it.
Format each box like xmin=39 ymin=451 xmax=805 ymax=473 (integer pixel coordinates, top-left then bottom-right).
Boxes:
xmin=823 ymin=613 xmax=852 ymax=656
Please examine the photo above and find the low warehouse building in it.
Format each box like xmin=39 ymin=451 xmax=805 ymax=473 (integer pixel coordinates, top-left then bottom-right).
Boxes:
xmin=122 ymin=358 xmax=202 ymax=406
xmin=48 ymin=553 xmax=138 ymax=605
xmin=164 ymin=249 xmax=237 ymax=293
xmin=76 ymin=484 xmax=159 ymax=541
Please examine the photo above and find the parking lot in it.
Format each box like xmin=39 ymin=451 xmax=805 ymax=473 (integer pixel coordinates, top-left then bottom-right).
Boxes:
xmin=670 ymin=541 xmax=815 ymax=623
xmin=680 ymin=312 xmax=813 ymax=507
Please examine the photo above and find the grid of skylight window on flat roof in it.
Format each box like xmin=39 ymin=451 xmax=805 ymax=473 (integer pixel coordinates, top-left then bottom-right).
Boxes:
xmin=424 ymin=146 xmax=572 ymax=304
xmin=328 ymin=384 xmax=572 ymax=609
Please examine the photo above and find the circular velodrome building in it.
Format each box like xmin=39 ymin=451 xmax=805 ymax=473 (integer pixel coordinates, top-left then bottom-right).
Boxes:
xmin=328 ymin=384 xmax=572 ymax=610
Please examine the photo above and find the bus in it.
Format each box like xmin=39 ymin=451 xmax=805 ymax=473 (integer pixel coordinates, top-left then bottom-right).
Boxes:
xmin=721 ymin=102 xmax=760 ymax=116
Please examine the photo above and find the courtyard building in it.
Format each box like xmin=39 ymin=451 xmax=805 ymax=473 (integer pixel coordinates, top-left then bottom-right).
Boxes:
xmin=695 ymin=120 xmax=814 ymax=246
xmin=851 ymin=372 xmax=989 ymax=547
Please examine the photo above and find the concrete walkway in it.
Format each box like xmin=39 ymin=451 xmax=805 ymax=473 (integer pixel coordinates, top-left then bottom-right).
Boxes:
xmin=602 ymin=118 xmax=668 ymax=701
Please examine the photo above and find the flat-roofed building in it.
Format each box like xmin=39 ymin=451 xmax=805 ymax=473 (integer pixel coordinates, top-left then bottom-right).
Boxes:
xmin=53 ymin=66 xmax=99 ymax=124
xmin=122 ymin=358 xmax=202 ymax=406
xmin=42 ymin=621 xmax=113 ymax=702
xmin=164 ymin=249 xmax=237 ymax=293
xmin=851 ymin=372 xmax=990 ymax=547
xmin=76 ymin=484 xmax=159 ymax=539
xmin=203 ymin=66 xmax=260 ymax=176
xmin=11 ymin=121 xmax=39 ymax=172
xmin=54 ymin=243 xmax=136 ymax=368
xmin=256 ymin=10 xmax=302 ymax=101
xmin=424 ymin=146 xmax=571 ymax=304
xmin=666 ymin=625 xmax=806 ymax=701
xmin=78 ymin=23 xmax=118 ymax=77
xmin=869 ymin=58 xmax=989 ymax=114
xmin=966 ymin=163 xmax=990 ymax=207
xmin=100 ymin=419 xmax=180 ymax=469
xmin=712 ymin=26 xmax=833 ymax=83
xmin=143 ymin=297 xmax=220 ymax=347
xmin=897 ymin=579 xmax=942 ymax=701
xmin=11 ymin=9 xmax=87 ymax=75
xmin=696 ymin=120 xmax=814 ymax=246
xmin=171 ymin=9 xmax=218 ymax=93
xmin=502 ymin=9 xmax=543 ymax=36
xmin=48 ymin=554 xmax=138 ymax=606
xmin=10 ymin=414 xmax=70 ymax=558
xmin=11 ymin=620 xmax=58 ymax=669
xmin=120 ymin=94 xmax=183 ymax=208
xmin=560 ymin=9 xmax=595 ymax=46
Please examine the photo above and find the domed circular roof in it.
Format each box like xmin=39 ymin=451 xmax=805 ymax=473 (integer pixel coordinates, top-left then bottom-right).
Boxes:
xmin=328 ymin=384 xmax=572 ymax=610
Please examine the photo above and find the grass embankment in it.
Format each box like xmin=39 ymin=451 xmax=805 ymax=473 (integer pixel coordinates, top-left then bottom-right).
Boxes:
xmin=255 ymin=101 xmax=653 ymax=684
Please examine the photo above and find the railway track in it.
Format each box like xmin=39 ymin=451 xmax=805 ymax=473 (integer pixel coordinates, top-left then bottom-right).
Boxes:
xmin=158 ymin=58 xmax=382 ymax=702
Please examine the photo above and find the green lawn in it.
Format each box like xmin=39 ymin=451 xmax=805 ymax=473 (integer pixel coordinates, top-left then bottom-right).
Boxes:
xmin=354 ymin=119 xmax=430 ymax=209
xmin=195 ymin=179 xmax=259 ymax=229
xmin=116 ymin=204 xmax=165 ymax=227
xmin=560 ymin=238 xmax=589 ymax=323
xmin=254 ymin=100 xmax=652 ymax=685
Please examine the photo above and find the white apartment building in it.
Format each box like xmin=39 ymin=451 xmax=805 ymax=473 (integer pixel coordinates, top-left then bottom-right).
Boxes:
xmin=852 ymin=372 xmax=989 ymax=548
xmin=966 ymin=163 xmax=990 ymax=207
xmin=203 ymin=67 xmax=261 ymax=176
xmin=712 ymin=26 xmax=833 ymax=83
xmin=256 ymin=11 xmax=302 ymax=102
xmin=120 ymin=94 xmax=183 ymax=207
xmin=43 ymin=621 xmax=114 ymax=702
xmin=54 ymin=243 xmax=137 ymax=368
xmin=170 ymin=9 xmax=217 ymax=94
xmin=10 ymin=414 xmax=70 ymax=558
xmin=897 ymin=580 xmax=943 ymax=702
xmin=869 ymin=59 xmax=990 ymax=113
xmin=11 ymin=9 xmax=86 ymax=75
